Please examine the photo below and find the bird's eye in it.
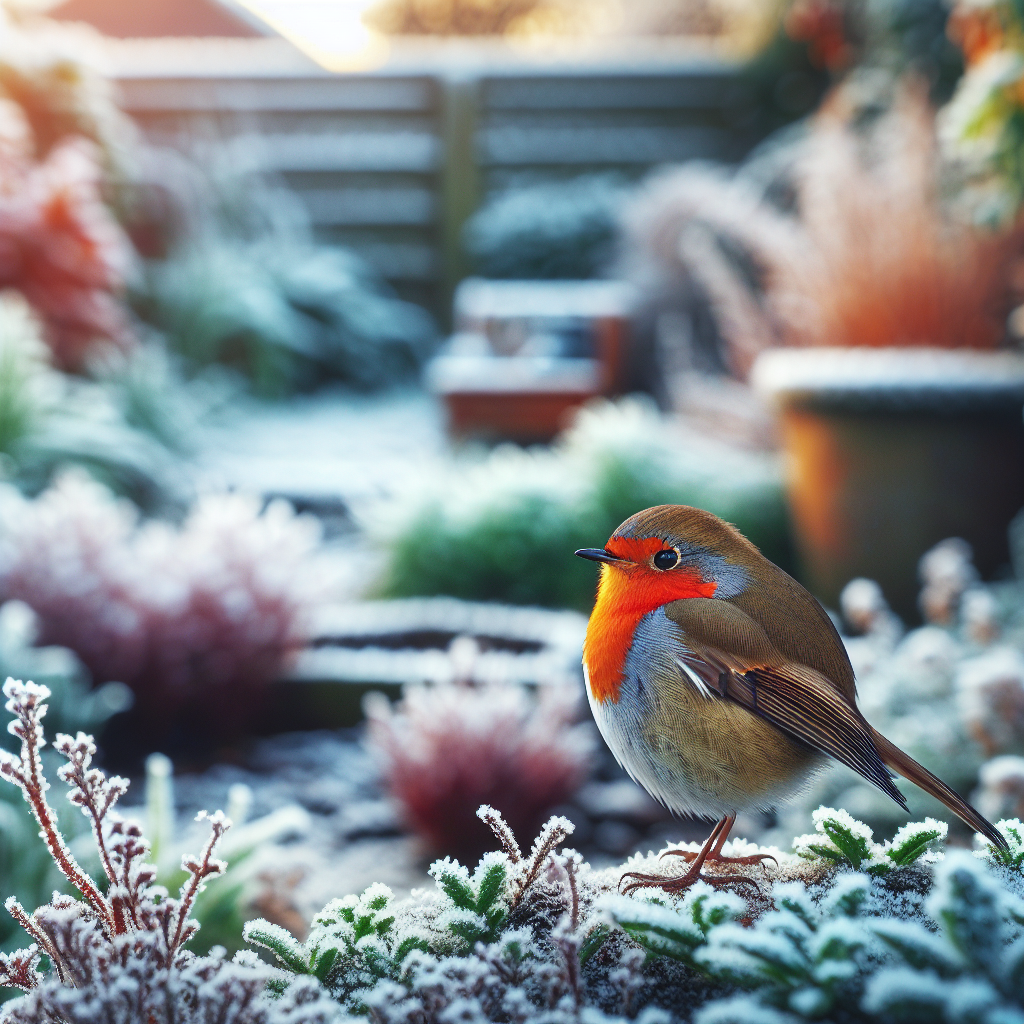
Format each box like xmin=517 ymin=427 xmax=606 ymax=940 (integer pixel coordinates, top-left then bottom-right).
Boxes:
xmin=653 ymin=549 xmax=678 ymax=570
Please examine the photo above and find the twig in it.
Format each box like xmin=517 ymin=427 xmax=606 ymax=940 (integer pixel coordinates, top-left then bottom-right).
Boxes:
xmin=476 ymin=805 xmax=522 ymax=863
xmin=169 ymin=810 xmax=230 ymax=958
xmin=0 ymin=681 xmax=114 ymax=934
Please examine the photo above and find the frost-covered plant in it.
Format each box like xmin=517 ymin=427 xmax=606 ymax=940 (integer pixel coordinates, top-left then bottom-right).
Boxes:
xmin=133 ymin=147 xmax=436 ymax=397
xmin=247 ymin=798 xmax=1024 ymax=1023
xmin=0 ymin=96 xmax=135 ymax=373
xmin=365 ymin=654 xmax=594 ymax=859
xmin=609 ymin=816 xmax=1024 ymax=1023
xmin=0 ymin=296 xmax=190 ymax=511
xmin=791 ymin=806 xmax=947 ymax=875
xmin=0 ymin=474 xmax=322 ymax=741
xmin=247 ymin=806 xmax=672 ymax=1022
xmin=0 ymin=604 xmax=130 ymax=961
xmin=375 ymin=398 xmax=789 ymax=610
xmin=621 ymin=83 xmax=1017 ymax=381
xmin=0 ymin=677 xmax=344 ymax=1023
xmin=774 ymin=534 xmax=1024 ymax=846
xmin=464 ymin=176 xmax=627 ymax=280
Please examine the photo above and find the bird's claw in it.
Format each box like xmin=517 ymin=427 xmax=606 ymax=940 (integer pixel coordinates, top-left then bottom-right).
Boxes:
xmin=660 ymin=848 xmax=777 ymax=868
xmin=618 ymin=868 xmax=763 ymax=898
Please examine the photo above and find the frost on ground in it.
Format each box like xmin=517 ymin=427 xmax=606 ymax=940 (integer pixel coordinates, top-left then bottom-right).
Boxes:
xmin=2 ymin=676 xmax=1024 ymax=1024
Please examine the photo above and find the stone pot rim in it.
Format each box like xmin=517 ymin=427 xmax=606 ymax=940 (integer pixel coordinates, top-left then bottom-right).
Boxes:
xmin=750 ymin=346 xmax=1024 ymax=415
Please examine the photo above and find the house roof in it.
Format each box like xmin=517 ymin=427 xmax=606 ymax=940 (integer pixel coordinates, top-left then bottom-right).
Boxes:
xmin=47 ymin=0 xmax=266 ymax=38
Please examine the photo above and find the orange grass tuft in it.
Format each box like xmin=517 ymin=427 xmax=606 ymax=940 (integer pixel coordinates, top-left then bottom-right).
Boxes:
xmin=769 ymin=84 xmax=1021 ymax=350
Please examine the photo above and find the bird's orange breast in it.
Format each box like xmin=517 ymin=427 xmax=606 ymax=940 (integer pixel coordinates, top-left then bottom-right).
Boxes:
xmin=582 ymin=536 xmax=717 ymax=704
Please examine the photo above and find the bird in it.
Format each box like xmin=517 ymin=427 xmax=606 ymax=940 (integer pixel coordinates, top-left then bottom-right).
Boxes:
xmin=575 ymin=504 xmax=1007 ymax=895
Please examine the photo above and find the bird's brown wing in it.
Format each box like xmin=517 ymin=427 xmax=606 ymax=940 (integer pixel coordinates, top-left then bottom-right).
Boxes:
xmin=663 ymin=598 xmax=907 ymax=808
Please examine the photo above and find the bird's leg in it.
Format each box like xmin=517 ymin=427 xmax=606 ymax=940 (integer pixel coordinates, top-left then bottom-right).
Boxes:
xmin=661 ymin=815 xmax=777 ymax=868
xmin=619 ymin=816 xmax=761 ymax=897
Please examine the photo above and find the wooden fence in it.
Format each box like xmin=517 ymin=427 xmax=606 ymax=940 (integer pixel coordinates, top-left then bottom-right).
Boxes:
xmin=113 ymin=42 xmax=759 ymax=321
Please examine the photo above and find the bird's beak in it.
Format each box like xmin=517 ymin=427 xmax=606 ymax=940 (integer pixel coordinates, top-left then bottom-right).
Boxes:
xmin=575 ymin=548 xmax=623 ymax=564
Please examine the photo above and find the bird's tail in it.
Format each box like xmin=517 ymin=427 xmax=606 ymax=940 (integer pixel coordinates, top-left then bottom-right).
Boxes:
xmin=871 ymin=728 xmax=1007 ymax=851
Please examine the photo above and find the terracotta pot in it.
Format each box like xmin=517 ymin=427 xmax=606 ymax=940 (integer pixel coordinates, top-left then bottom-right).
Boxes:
xmin=752 ymin=348 xmax=1024 ymax=619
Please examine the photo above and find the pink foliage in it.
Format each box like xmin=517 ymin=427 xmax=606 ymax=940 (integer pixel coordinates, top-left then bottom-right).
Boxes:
xmin=0 ymin=474 xmax=321 ymax=739
xmin=0 ymin=100 xmax=134 ymax=373
xmin=366 ymin=658 xmax=594 ymax=859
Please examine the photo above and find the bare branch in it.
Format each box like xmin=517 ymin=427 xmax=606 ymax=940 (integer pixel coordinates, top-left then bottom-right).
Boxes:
xmin=476 ymin=805 xmax=522 ymax=863
xmin=0 ymin=680 xmax=113 ymax=933
xmin=54 ymin=731 xmax=129 ymax=895
xmin=169 ymin=810 xmax=230 ymax=959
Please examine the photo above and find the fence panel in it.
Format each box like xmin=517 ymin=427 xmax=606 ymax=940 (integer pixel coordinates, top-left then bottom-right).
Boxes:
xmin=115 ymin=56 xmax=753 ymax=320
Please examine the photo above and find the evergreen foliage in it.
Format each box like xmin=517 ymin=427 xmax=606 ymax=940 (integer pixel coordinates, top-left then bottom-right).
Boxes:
xmin=251 ymin=805 xmax=1024 ymax=1024
xmin=464 ymin=177 xmax=626 ymax=281
xmin=375 ymin=399 xmax=790 ymax=610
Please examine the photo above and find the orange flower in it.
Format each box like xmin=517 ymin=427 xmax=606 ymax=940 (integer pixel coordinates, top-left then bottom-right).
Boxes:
xmin=948 ymin=5 xmax=1006 ymax=67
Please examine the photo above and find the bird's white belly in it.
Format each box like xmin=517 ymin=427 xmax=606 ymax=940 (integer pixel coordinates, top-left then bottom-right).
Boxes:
xmin=585 ymin=608 xmax=818 ymax=818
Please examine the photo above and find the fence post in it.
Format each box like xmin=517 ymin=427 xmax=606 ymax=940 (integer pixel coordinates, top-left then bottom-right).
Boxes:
xmin=438 ymin=71 xmax=482 ymax=332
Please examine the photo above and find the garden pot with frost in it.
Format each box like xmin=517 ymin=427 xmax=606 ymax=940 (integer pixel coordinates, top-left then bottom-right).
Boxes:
xmin=752 ymin=347 xmax=1024 ymax=619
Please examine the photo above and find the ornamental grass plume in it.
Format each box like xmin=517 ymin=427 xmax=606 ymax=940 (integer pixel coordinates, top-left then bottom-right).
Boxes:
xmin=622 ymin=82 xmax=1019 ymax=375
xmin=0 ymin=473 xmax=322 ymax=743
xmin=365 ymin=639 xmax=595 ymax=861
xmin=768 ymin=82 xmax=1018 ymax=351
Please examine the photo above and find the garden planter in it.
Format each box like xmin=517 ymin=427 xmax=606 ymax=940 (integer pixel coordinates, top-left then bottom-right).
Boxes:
xmin=427 ymin=279 xmax=635 ymax=443
xmin=752 ymin=348 xmax=1024 ymax=619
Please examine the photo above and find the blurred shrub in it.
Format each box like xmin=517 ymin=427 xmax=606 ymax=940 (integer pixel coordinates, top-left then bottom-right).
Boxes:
xmin=464 ymin=176 xmax=626 ymax=280
xmin=0 ymin=473 xmax=322 ymax=743
xmin=769 ymin=531 xmax=1024 ymax=847
xmin=374 ymin=399 xmax=789 ymax=610
xmin=365 ymin=0 xmax=554 ymax=34
xmin=0 ymin=12 xmax=134 ymax=172
xmin=130 ymin=147 xmax=436 ymax=397
xmin=943 ymin=0 xmax=1024 ymax=222
xmin=622 ymin=83 xmax=1019 ymax=379
xmin=0 ymin=102 xmax=135 ymax=372
xmin=365 ymin=643 xmax=594 ymax=860
xmin=0 ymin=293 xmax=191 ymax=511
xmin=143 ymin=242 xmax=436 ymax=397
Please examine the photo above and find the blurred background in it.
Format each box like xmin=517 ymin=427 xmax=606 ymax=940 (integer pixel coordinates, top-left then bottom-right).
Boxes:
xmin=1 ymin=0 xmax=1024 ymax=968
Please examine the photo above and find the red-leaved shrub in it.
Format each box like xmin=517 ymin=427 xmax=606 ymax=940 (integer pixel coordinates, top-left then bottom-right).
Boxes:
xmin=0 ymin=473 xmax=321 ymax=741
xmin=366 ymin=650 xmax=594 ymax=860
xmin=0 ymin=99 xmax=134 ymax=372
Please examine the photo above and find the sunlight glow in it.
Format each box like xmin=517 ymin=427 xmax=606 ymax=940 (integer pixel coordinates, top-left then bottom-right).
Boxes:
xmin=233 ymin=0 xmax=388 ymax=72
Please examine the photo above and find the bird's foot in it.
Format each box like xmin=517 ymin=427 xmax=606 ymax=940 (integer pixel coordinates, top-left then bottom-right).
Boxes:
xmin=618 ymin=864 xmax=762 ymax=898
xmin=661 ymin=848 xmax=777 ymax=869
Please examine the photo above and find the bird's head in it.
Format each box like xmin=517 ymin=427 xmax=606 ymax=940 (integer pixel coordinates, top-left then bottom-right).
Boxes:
xmin=576 ymin=504 xmax=754 ymax=612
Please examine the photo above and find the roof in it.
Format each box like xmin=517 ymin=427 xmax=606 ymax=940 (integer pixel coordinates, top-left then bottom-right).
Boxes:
xmin=47 ymin=0 xmax=266 ymax=38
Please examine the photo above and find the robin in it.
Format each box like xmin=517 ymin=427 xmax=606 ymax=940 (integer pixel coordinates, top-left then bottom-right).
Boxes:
xmin=576 ymin=504 xmax=1006 ymax=894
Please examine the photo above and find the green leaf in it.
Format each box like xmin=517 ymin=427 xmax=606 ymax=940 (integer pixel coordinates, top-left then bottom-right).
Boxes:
xmin=312 ymin=946 xmax=340 ymax=982
xmin=819 ymin=819 xmax=870 ymax=870
xmin=579 ymin=924 xmax=611 ymax=965
xmin=243 ymin=920 xmax=309 ymax=975
xmin=474 ymin=861 xmax=507 ymax=914
xmin=437 ymin=872 xmax=477 ymax=912
xmin=887 ymin=829 xmax=943 ymax=867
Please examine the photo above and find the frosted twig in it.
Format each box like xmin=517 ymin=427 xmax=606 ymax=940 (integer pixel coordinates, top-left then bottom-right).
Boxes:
xmin=0 ymin=680 xmax=113 ymax=933
xmin=54 ymin=731 xmax=130 ymax=919
xmin=4 ymin=898 xmax=63 ymax=987
xmin=476 ymin=805 xmax=522 ymax=863
xmin=169 ymin=810 xmax=230 ymax=957
xmin=557 ymin=850 xmax=583 ymax=932
xmin=0 ymin=945 xmax=41 ymax=992
xmin=508 ymin=815 xmax=575 ymax=911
